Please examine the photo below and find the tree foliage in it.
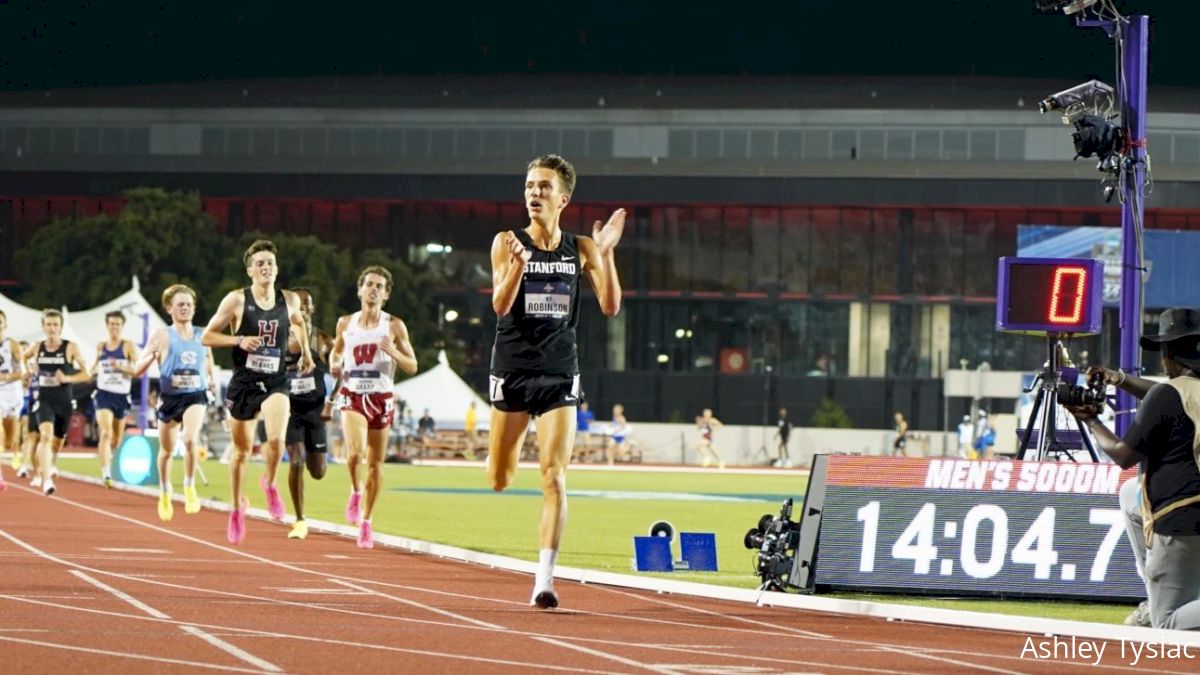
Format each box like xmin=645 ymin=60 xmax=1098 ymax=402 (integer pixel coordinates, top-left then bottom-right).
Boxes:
xmin=811 ymin=397 xmax=852 ymax=429
xmin=16 ymin=188 xmax=445 ymax=376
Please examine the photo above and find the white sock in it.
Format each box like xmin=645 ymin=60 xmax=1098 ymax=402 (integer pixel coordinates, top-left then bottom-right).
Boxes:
xmin=537 ymin=549 xmax=558 ymax=588
xmin=183 ymin=477 xmax=194 ymax=488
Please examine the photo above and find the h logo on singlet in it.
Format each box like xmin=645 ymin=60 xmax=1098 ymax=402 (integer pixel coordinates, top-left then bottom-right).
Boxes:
xmin=257 ymin=320 xmax=279 ymax=348
xmin=353 ymin=343 xmax=378 ymax=366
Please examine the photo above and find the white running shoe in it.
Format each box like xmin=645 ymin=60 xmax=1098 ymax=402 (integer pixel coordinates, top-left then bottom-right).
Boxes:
xmin=43 ymin=478 xmax=56 ymax=496
xmin=30 ymin=475 xmax=42 ymax=488
xmin=50 ymin=466 xmax=60 ymax=478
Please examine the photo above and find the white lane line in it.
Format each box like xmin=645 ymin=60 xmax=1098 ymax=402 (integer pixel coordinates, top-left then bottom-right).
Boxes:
xmin=96 ymin=547 xmax=170 ymax=554
xmin=4 ymin=485 xmax=1083 ymax=673
xmin=323 ymin=554 xmax=352 ymax=559
xmin=0 ymin=594 xmax=620 ymax=674
xmin=265 ymin=587 xmax=367 ymax=595
xmin=330 ymin=579 xmax=507 ymax=630
xmin=70 ymin=570 xmax=282 ymax=673
xmin=27 ymin=486 xmax=828 ymax=642
xmin=594 ymin=585 xmax=831 ymax=638
xmin=178 ymin=625 xmax=284 ymax=673
xmin=0 ymin=628 xmax=51 ymax=633
xmin=532 ymin=636 xmax=687 ymax=675
xmin=0 ymin=635 xmax=272 ymax=673
xmin=873 ymin=644 xmax=1028 ymax=675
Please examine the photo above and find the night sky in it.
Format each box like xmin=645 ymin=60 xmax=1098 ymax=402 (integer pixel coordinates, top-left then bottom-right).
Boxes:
xmin=0 ymin=0 xmax=1191 ymax=90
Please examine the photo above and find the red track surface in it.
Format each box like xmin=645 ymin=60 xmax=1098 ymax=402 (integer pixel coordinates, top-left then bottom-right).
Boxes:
xmin=0 ymin=477 xmax=1195 ymax=674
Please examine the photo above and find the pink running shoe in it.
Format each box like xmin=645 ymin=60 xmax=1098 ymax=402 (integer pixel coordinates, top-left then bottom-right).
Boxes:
xmin=345 ymin=491 xmax=362 ymax=525
xmin=0 ymin=475 xmax=7 ymax=492
xmin=260 ymin=475 xmax=285 ymax=521
xmin=357 ymin=520 xmax=374 ymax=549
xmin=227 ymin=497 xmax=249 ymax=545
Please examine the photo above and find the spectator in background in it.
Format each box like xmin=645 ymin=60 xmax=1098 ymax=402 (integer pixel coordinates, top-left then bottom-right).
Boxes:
xmin=695 ymin=408 xmax=724 ymax=469
xmin=774 ymin=407 xmax=792 ymax=468
xmin=606 ymin=403 xmax=632 ymax=465
xmin=973 ymin=410 xmax=995 ymax=459
xmin=957 ymin=414 xmax=974 ymax=458
xmin=418 ymin=408 xmax=436 ymax=441
xmin=463 ymin=401 xmax=478 ymax=461
xmin=891 ymin=411 xmax=909 ymax=457
xmin=575 ymin=401 xmax=594 ymax=449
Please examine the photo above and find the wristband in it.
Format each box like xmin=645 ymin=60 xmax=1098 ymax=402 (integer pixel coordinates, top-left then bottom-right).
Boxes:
xmin=1116 ymin=370 xmax=1127 ymax=386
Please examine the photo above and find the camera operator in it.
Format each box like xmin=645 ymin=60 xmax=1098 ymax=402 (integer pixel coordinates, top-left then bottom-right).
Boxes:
xmin=1065 ymin=307 xmax=1200 ymax=630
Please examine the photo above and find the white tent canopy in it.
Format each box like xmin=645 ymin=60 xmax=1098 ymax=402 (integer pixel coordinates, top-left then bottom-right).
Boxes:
xmin=0 ymin=277 xmax=167 ymax=375
xmin=68 ymin=277 xmax=169 ymax=371
xmin=0 ymin=290 xmax=87 ymax=349
xmin=393 ymin=350 xmax=488 ymax=430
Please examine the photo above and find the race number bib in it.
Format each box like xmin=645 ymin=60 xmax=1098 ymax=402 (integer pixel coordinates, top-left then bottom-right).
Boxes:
xmin=246 ymin=347 xmax=282 ymax=374
xmin=289 ymin=375 xmax=317 ymax=395
xmin=347 ymin=369 xmax=386 ymax=394
xmin=170 ymin=370 xmax=201 ymax=391
xmin=38 ymin=374 xmax=59 ymax=388
xmin=98 ymin=360 xmax=131 ymax=392
xmin=524 ymin=280 xmax=570 ymax=319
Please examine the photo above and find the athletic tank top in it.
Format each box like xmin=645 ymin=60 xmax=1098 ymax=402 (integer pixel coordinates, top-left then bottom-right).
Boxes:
xmin=340 ymin=311 xmax=395 ymax=394
xmin=233 ymin=288 xmax=289 ymax=381
xmin=286 ymin=348 xmax=327 ymax=409
xmin=95 ymin=342 xmax=132 ymax=394
xmin=0 ymin=339 xmax=20 ymax=398
xmin=490 ymin=229 xmax=581 ymax=376
xmin=160 ymin=325 xmax=207 ymax=395
xmin=36 ymin=340 xmax=75 ymax=399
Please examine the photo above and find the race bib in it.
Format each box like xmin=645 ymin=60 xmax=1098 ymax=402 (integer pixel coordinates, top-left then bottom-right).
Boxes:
xmin=347 ymin=375 xmax=386 ymax=394
xmin=246 ymin=348 xmax=282 ymax=374
xmin=171 ymin=372 xmax=201 ymax=391
xmin=98 ymin=361 xmax=131 ymax=392
xmin=289 ymin=376 xmax=317 ymax=395
xmin=38 ymin=374 xmax=59 ymax=388
xmin=524 ymin=280 xmax=570 ymax=319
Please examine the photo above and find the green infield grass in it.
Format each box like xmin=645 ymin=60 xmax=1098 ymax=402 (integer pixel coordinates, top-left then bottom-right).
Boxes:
xmin=55 ymin=455 xmax=1137 ymax=625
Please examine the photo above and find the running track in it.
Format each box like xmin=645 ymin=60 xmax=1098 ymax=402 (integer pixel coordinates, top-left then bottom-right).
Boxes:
xmin=1 ymin=477 xmax=1196 ymax=674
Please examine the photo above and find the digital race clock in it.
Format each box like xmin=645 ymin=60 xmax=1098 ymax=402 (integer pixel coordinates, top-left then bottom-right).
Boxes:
xmin=996 ymin=257 xmax=1104 ymax=336
xmin=803 ymin=456 xmax=1144 ymax=602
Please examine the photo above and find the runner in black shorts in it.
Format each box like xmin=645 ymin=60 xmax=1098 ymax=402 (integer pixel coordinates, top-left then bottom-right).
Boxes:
xmin=23 ymin=309 xmax=90 ymax=496
xmin=92 ymin=310 xmax=138 ymax=487
xmin=135 ymin=284 xmax=216 ymax=520
xmin=203 ymin=239 xmax=313 ymax=545
xmin=487 ymin=154 xmax=626 ymax=608
xmin=283 ymin=287 xmax=331 ymax=540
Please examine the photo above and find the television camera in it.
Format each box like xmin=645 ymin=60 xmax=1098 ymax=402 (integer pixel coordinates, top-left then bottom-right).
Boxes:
xmin=743 ymin=498 xmax=802 ymax=591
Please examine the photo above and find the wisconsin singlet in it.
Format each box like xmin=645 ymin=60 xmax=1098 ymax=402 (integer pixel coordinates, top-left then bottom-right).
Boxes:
xmin=232 ymin=287 xmax=290 ymax=387
xmin=0 ymin=339 xmax=22 ymax=408
xmin=491 ymin=229 xmax=581 ymax=376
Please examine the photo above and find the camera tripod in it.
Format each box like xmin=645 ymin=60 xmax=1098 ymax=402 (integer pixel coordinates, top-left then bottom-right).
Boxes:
xmin=1016 ymin=336 xmax=1100 ymax=463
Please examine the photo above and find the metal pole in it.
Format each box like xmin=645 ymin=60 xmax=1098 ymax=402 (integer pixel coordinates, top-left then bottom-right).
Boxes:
xmin=1117 ymin=15 xmax=1148 ymax=437
xmin=138 ymin=311 xmax=150 ymax=432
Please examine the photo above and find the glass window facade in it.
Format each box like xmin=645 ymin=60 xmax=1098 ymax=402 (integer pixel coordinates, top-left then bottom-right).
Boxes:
xmin=5 ymin=195 xmax=1195 ymax=379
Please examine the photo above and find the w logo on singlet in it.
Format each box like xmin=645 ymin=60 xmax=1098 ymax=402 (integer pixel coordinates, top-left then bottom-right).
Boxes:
xmin=352 ymin=343 xmax=378 ymax=366
xmin=257 ymin=320 xmax=280 ymax=348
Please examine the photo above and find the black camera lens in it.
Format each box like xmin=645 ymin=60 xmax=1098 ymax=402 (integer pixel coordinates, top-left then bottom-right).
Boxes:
xmin=744 ymin=529 xmax=765 ymax=550
xmin=757 ymin=514 xmax=775 ymax=532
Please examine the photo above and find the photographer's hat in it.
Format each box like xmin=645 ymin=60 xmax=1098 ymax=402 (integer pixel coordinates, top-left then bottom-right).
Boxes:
xmin=1140 ymin=307 xmax=1200 ymax=350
